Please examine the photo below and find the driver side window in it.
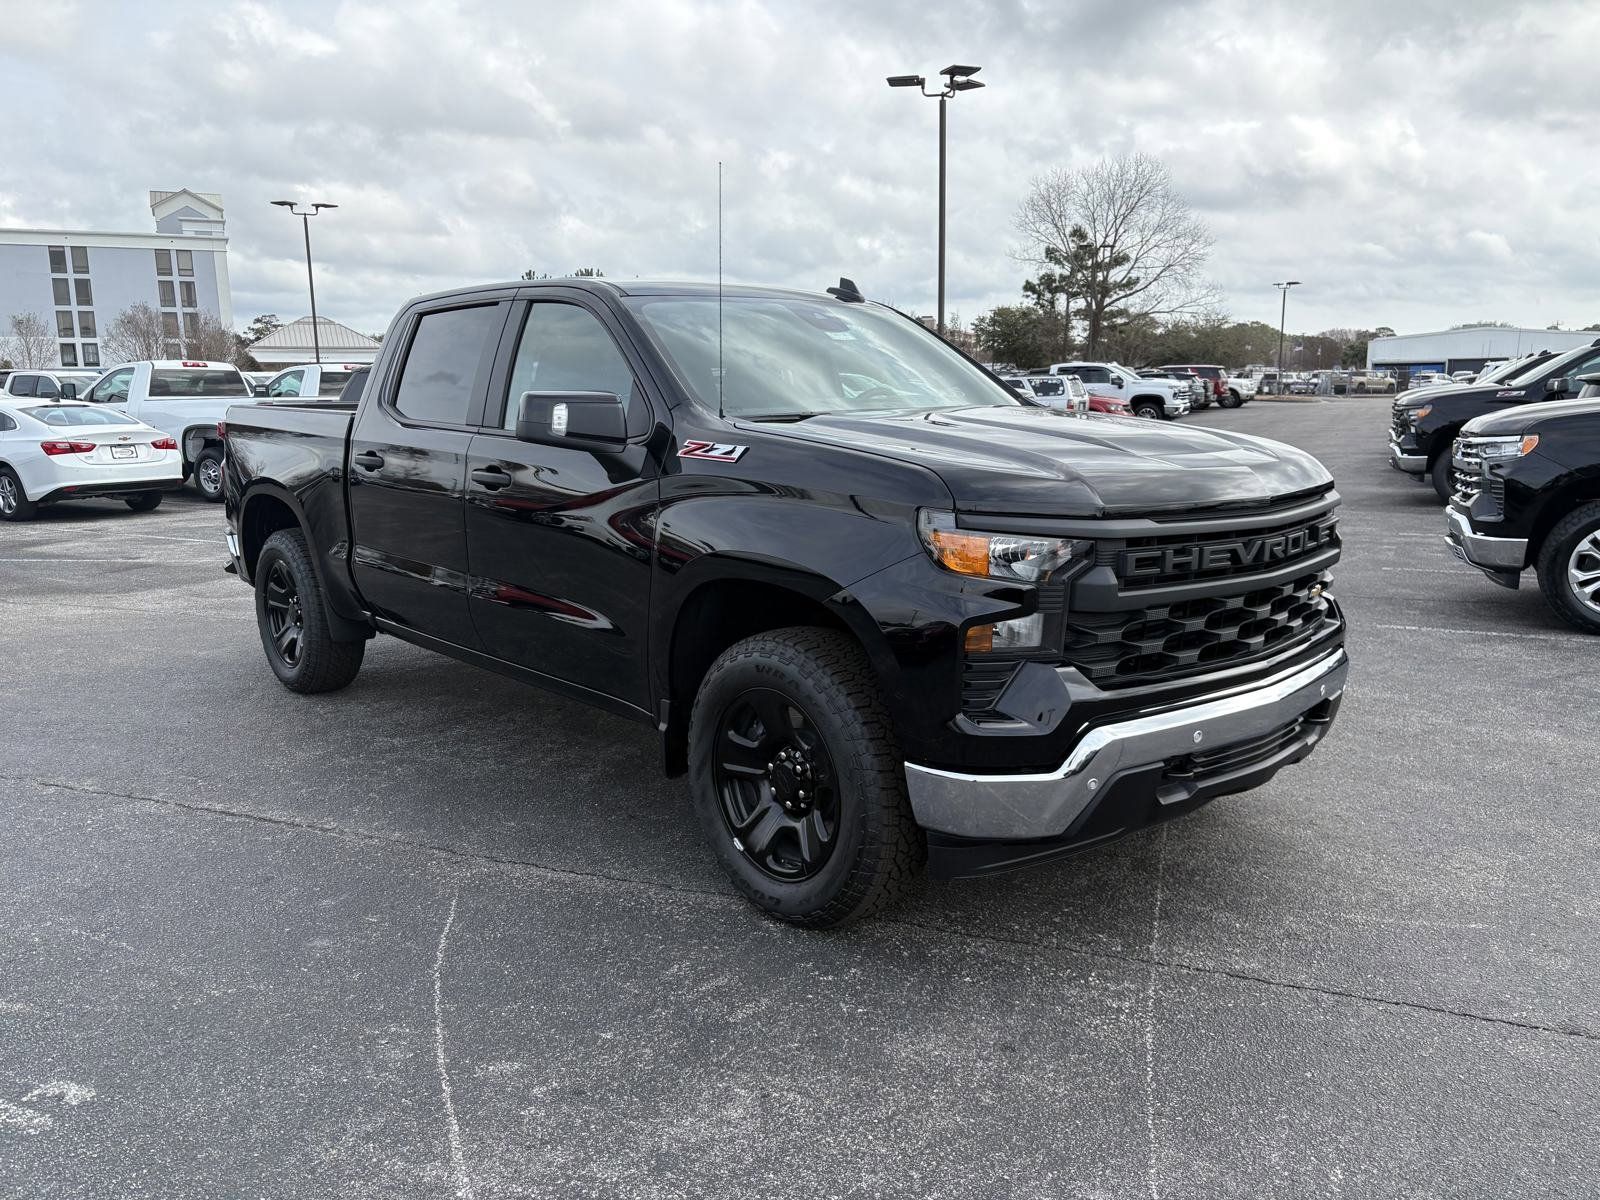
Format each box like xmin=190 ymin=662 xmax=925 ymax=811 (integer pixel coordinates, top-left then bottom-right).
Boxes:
xmin=87 ymin=368 xmax=133 ymax=403
xmin=501 ymin=302 xmax=636 ymax=430
xmin=268 ymin=370 xmax=304 ymax=398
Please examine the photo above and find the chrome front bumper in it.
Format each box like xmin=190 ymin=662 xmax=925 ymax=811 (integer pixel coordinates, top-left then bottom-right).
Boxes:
xmin=904 ymin=648 xmax=1348 ymax=841
xmin=1444 ymin=505 xmax=1527 ymax=572
xmin=1388 ymin=437 xmax=1427 ymax=473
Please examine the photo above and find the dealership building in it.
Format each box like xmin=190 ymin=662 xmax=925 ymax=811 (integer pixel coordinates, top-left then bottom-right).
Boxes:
xmin=1367 ymin=326 xmax=1596 ymax=378
xmin=0 ymin=189 xmax=232 ymax=369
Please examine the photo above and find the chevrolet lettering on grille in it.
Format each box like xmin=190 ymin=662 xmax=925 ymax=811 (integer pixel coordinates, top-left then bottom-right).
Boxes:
xmin=1119 ymin=520 xmax=1336 ymax=579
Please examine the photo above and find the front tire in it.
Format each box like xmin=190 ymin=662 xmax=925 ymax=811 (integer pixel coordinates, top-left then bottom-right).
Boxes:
xmin=0 ymin=467 xmax=37 ymax=521
xmin=1133 ymin=400 xmax=1163 ymax=420
xmin=1219 ymin=390 xmax=1242 ymax=409
xmin=255 ymin=529 xmax=366 ymax=692
xmin=1536 ymin=502 xmax=1600 ymax=634
xmin=688 ymin=627 xmax=924 ymax=928
xmin=125 ymin=491 xmax=164 ymax=513
xmin=193 ymin=448 xmax=225 ymax=502
xmin=1429 ymin=453 xmax=1453 ymax=502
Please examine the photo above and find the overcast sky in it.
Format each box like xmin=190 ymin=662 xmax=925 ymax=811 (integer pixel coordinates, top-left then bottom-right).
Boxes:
xmin=3 ymin=0 xmax=1596 ymax=338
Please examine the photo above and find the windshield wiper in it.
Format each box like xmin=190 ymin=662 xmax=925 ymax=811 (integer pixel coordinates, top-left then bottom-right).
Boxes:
xmin=743 ymin=412 xmax=827 ymax=422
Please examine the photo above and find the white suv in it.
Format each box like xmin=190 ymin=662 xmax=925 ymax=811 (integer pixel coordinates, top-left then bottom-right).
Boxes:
xmin=1047 ymin=361 xmax=1191 ymax=420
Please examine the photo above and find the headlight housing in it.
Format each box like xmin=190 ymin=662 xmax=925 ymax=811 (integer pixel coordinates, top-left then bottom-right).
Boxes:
xmin=1476 ymin=434 xmax=1539 ymax=461
xmin=917 ymin=510 xmax=1084 ymax=583
xmin=1412 ymin=404 xmax=1432 ymax=422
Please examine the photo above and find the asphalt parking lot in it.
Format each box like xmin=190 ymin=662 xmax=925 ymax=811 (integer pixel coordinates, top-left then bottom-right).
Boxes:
xmin=2 ymin=395 xmax=1597 ymax=1199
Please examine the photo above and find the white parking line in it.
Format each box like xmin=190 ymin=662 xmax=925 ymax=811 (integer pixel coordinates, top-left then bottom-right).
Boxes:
xmin=1372 ymin=623 xmax=1579 ymax=642
xmin=1379 ymin=566 xmax=1473 ymax=575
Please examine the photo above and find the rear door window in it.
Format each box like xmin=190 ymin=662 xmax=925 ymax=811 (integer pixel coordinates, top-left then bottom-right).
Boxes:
xmin=391 ymin=305 xmax=503 ymax=426
xmin=10 ymin=375 xmax=37 ymax=397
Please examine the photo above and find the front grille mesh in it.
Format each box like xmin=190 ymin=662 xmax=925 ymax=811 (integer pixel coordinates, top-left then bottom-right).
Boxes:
xmin=1063 ymin=571 xmax=1333 ymax=686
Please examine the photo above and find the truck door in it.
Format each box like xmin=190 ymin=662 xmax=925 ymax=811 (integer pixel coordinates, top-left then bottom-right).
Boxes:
xmin=347 ymin=298 xmax=510 ymax=646
xmin=462 ymin=295 xmax=660 ymax=712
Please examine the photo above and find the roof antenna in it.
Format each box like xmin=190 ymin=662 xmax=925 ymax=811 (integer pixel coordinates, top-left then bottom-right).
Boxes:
xmin=717 ymin=160 xmax=725 ymax=420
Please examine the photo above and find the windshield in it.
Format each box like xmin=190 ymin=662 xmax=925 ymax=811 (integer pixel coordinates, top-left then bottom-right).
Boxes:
xmin=1108 ymin=363 xmax=1143 ymax=381
xmin=625 ymin=296 xmax=1017 ymax=419
xmin=1506 ymin=347 xmax=1588 ymax=387
xmin=24 ymin=405 xmax=139 ymax=427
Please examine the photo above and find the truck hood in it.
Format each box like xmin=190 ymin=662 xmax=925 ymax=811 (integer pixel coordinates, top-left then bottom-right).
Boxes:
xmin=1463 ymin=395 xmax=1600 ymax=436
xmin=750 ymin=406 xmax=1330 ymax=517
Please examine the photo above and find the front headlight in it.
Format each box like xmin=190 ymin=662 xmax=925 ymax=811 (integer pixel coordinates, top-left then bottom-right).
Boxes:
xmin=917 ymin=510 xmax=1085 ymax=583
xmin=1477 ymin=434 xmax=1539 ymax=461
xmin=1412 ymin=404 xmax=1432 ymax=421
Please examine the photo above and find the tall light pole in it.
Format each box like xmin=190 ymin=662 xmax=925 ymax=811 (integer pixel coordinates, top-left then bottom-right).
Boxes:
xmin=1274 ymin=280 xmax=1301 ymax=394
xmin=887 ymin=65 xmax=983 ymax=336
xmin=271 ymin=200 xmax=338 ymax=363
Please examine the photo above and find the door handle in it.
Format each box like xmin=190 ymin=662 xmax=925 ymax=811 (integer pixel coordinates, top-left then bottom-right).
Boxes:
xmin=470 ymin=466 xmax=512 ymax=490
xmin=353 ymin=450 xmax=385 ymax=471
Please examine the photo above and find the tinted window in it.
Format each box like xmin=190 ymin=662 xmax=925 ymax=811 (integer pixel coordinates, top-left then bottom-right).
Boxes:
xmin=337 ymin=368 xmax=369 ymax=405
xmin=52 ymin=278 xmax=71 ymax=305
xmin=154 ymin=249 xmax=172 ymax=276
xmin=0 ymin=413 xmax=14 ymax=431
xmin=147 ymin=369 xmax=249 ymax=398
xmin=71 ymin=246 xmax=89 ymax=273
xmin=48 ymin=246 xmax=67 ymax=273
xmin=36 ymin=376 xmax=61 ymax=397
xmin=392 ymin=305 xmax=502 ymax=425
xmin=317 ymin=370 xmax=353 ymax=394
xmin=502 ymin=303 xmax=636 ymax=429
xmin=1074 ymin=366 xmax=1108 ymax=383
xmin=24 ymin=405 xmax=139 ymax=427
xmin=10 ymin=375 xmax=37 ymax=397
xmin=76 ymin=279 xmax=92 ymax=306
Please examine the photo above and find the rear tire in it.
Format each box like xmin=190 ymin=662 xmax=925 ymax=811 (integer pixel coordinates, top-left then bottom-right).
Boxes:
xmin=125 ymin=491 xmax=163 ymax=513
xmin=1536 ymin=502 xmax=1600 ymax=635
xmin=0 ymin=467 xmax=36 ymax=521
xmin=193 ymin=448 xmax=225 ymax=502
xmin=1429 ymin=453 xmax=1453 ymax=503
xmin=688 ymin=627 xmax=924 ymax=929
xmin=255 ymin=528 xmax=366 ymax=693
xmin=1133 ymin=400 xmax=1163 ymax=420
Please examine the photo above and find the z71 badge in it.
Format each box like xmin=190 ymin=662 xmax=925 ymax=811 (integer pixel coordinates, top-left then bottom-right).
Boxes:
xmin=679 ymin=439 xmax=748 ymax=462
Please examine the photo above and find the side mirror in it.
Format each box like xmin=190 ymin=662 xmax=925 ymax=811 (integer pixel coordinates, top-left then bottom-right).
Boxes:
xmin=1545 ymin=376 xmax=1573 ymax=396
xmin=59 ymin=382 xmax=78 ymax=400
xmin=254 ymin=383 xmax=269 ymax=397
xmin=516 ymin=391 xmax=627 ymax=447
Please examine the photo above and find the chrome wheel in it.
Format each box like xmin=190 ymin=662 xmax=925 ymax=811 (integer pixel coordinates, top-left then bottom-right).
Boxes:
xmin=197 ymin=455 xmax=223 ymax=497
xmin=1568 ymin=531 xmax=1600 ymax=615
xmin=0 ymin=476 xmax=16 ymax=515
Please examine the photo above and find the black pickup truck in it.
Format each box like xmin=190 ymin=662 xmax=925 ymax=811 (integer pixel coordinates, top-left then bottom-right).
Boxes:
xmin=1446 ymin=381 xmax=1600 ymax=632
xmin=223 ymin=278 xmax=1349 ymax=927
xmin=1390 ymin=342 xmax=1600 ymax=500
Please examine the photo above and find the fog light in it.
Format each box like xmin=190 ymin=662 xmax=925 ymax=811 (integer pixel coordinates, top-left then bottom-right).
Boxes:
xmin=966 ymin=613 xmax=1043 ymax=653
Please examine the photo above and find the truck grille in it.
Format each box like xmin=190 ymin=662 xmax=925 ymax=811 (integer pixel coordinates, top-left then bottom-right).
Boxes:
xmin=1103 ymin=512 xmax=1339 ymax=591
xmin=1063 ymin=570 xmax=1334 ymax=687
xmin=1451 ymin=437 xmax=1504 ymax=513
xmin=1390 ymin=407 xmax=1411 ymax=441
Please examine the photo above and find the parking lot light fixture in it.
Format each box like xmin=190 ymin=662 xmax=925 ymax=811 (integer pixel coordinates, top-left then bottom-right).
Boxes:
xmin=271 ymin=200 xmax=339 ymax=364
xmin=887 ymin=64 xmax=984 ymax=335
xmin=1274 ymin=280 xmax=1301 ymax=394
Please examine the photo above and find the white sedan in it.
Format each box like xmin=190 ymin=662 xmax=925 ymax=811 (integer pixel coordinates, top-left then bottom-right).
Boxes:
xmin=0 ymin=399 xmax=182 ymax=521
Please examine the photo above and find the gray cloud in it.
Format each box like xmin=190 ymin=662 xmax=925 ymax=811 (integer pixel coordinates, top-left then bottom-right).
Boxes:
xmin=2 ymin=0 xmax=1596 ymax=337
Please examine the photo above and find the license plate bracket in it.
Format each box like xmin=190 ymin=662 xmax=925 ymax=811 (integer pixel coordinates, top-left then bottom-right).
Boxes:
xmin=111 ymin=445 xmax=136 ymax=459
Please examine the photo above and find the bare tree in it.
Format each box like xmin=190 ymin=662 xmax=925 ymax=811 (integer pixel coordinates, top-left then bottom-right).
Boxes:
xmin=103 ymin=303 xmax=169 ymax=364
xmin=1015 ymin=153 xmax=1217 ymax=356
xmin=6 ymin=312 xmax=55 ymax=368
xmin=182 ymin=311 xmax=244 ymax=364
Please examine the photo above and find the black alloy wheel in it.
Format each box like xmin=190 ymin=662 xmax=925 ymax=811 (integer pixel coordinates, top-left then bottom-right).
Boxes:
xmin=262 ymin=558 xmax=305 ymax=667
xmin=713 ymin=688 xmax=840 ymax=881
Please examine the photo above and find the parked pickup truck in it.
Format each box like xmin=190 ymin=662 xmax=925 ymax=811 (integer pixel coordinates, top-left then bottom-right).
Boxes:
xmin=80 ymin=359 xmax=256 ymax=500
xmin=1446 ymin=385 xmax=1600 ymax=633
xmin=1390 ymin=341 xmax=1600 ymax=500
xmin=1047 ymin=361 xmax=1191 ymax=420
xmin=223 ymin=278 xmax=1349 ymax=927
xmin=260 ymin=362 xmax=367 ymax=400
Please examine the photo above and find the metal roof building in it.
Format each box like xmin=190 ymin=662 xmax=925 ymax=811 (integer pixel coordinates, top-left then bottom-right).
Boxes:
xmin=1368 ymin=326 xmax=1597 ymax=375
xmin=246 ymin=316 xmax=380 ymax=367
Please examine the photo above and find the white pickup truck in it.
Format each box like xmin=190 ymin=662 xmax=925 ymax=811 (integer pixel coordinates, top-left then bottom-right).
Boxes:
xmin=1224 ymin=372 xmax=1260 ymax=405
xmin=259 ymin=362 xmax=366 ymax=400
xmin=76 ymin=360 xmax=257 ymax=500
xmin=1046 ymin=360 xmax=1191 ymax=420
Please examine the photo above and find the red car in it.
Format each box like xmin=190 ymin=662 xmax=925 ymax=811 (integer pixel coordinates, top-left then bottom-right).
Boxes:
xmin=1086 ymin=392 xmax=1131 ymax=415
